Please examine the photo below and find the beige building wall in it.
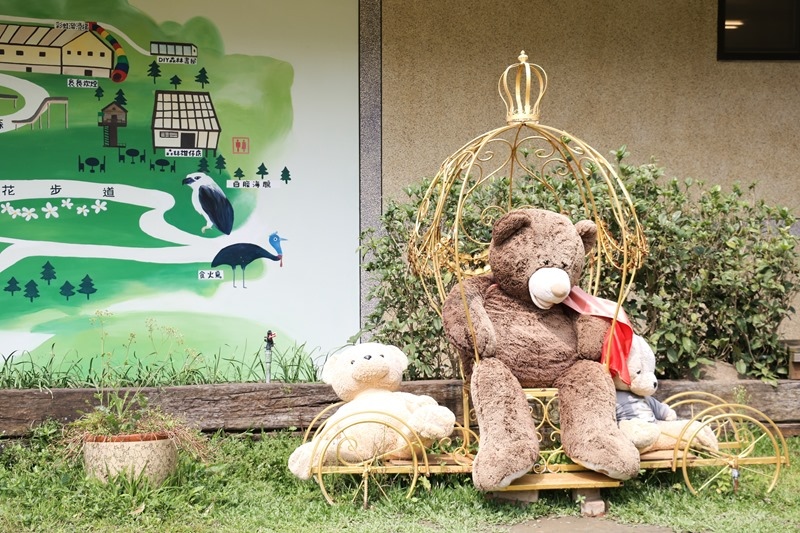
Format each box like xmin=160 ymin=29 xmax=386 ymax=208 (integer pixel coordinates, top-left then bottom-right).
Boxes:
xmin=381 ymin=0 xmax=800 ymax=337
xmin=382 ymin=0 xmax=800 ymax=210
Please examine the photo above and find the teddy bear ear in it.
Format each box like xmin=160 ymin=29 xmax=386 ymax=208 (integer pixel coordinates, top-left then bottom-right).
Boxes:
xmin=320 ymin=347 xmax=347 ymax=384
xmin=379 ymin=343 xmax=409 ymax=370
xmin=492 ymin=210 xmax=531 ymax=246
xmin=574 ymin=219 xmax=598 ymax=254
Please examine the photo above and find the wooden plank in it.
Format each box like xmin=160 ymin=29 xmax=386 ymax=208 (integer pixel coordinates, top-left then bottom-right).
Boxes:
xmin=655 ymin=380 xmax=800 ymax=425
xmin=0 ymin=380 xmax=465 ymax=438
xmin=499 ymin=471 xmax=621 ymax=491
xmin=1 ymin=378 xmax=799 ymax=438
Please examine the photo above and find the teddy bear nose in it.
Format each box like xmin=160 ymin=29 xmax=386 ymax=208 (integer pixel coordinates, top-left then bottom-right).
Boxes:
xmin=364 ymin=354 xmax=372 ymax=360
xmin=552 ymin=282 xmax=569 ymax=299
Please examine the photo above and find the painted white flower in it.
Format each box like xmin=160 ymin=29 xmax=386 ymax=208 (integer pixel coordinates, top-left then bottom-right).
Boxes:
xmin=92 ymin=199 xmax=107 ymax=214
xmin=76 ymin=205 xmax=89 ymax=216
xmin=21 ymin=207 xmax=38 ymax=221
xmin=1 ymin=202 xmax=12 ymax=215
xmin=10 ymin=208 xmax=21 ymax=219
xmin=61 ymin=198 xmax=73 ymax=209
xmin=41 ymin=202 xmax=59 ymax=219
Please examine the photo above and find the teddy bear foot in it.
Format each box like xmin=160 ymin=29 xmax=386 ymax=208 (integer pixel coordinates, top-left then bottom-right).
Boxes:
xmin=566 ymin=432 xmax=640 ymax=481
xmin=471 ymin=439 xmax=538 ymax=491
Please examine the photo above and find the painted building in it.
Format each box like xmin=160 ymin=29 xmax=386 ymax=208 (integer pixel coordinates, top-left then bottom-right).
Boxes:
xmin=151 ymin=90 xmax=221 ymax=154
xmin=0 ymin=23 xmax=112 ymax=78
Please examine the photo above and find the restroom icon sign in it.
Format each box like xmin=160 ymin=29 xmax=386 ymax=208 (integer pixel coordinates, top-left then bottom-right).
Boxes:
xmin=232 ymin=137 xmax=250 ymax=154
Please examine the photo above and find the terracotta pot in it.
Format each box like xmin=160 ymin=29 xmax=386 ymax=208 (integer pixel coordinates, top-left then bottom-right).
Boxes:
xmin=83 ymin=432 xmax=178 ymax=485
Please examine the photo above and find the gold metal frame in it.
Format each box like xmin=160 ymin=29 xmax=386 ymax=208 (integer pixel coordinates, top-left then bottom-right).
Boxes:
xmin=408 ymin=51 xmax=647 ymax=371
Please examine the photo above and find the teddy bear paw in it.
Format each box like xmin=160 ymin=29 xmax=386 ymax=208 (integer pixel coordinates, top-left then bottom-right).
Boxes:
xmin=567 ymin=433 xmax=640 ymax=481
xmin=471 ymin=439 xmax=538 ymax=491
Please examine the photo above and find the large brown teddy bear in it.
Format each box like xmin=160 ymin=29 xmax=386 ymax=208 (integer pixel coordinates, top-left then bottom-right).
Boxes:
xmin=442 ymin=208 xmax=641 ymax=491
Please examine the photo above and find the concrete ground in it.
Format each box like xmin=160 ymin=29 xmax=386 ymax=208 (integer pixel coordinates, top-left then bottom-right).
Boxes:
xmin=510 ymin=516 xmax=674 ymax=532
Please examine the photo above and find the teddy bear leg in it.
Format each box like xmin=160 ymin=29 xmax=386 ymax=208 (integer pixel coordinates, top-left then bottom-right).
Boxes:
xmin=555 ymin=360 xmax=641 ymax=480
xmin=288 ymin=442 xmax=316 ymax=480
xmin=470 ymin=357 xmax=539 ymax=491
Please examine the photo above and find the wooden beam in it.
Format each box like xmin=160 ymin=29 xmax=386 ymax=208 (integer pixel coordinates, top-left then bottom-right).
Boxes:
xmin=1 ymin=379 xmax=798 ymax=438
xmin=0 ymin=380 xmax=465 ymax=438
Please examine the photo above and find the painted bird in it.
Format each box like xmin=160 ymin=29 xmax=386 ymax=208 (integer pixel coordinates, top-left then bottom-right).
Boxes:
xmin=211 ymin=231 xmax=287 ymax=288
xmin=182 ymin=172 xmax=234 ymax=234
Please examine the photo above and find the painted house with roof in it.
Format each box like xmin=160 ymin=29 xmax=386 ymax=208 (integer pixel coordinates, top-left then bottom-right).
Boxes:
xmin=151 ymin=90 xmax=221 ymax=155
xmin=0 ymin=23 xmax=112 ymax=78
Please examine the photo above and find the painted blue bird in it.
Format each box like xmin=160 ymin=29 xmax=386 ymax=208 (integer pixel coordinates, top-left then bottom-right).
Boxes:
xmin=211 ymin=232 xmax=287 ymax=288
xmin=182 ymin=172 xmax=234 ymax=234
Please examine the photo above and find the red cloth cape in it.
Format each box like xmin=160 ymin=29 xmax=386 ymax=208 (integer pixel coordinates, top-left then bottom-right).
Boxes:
xmin=562 ymin=286 xmax=633 ymax=386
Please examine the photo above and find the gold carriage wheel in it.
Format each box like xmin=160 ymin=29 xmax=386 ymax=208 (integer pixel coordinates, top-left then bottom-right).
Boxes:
xmin=662 ymin=391 xmax=727 ymax=420
xmin=679 ymin=411 xmax=784 ymax=496
xmin=312 ymin=416 xmax=427 ymax=508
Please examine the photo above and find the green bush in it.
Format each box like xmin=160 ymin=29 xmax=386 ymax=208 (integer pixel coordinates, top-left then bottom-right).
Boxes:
xmin=359 ymin=148 xmax=800 ymax=383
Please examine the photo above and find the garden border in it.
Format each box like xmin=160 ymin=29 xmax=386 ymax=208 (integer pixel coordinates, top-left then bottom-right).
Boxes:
xmin=1 ymin=379 xmax=798 ymax=438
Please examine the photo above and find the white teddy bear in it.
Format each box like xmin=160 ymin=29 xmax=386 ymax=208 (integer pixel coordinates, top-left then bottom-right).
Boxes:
xmin=615 ymin=335 xmax=718 ymax=453
xmin=288 ymin=342 xmax=456 ymax=480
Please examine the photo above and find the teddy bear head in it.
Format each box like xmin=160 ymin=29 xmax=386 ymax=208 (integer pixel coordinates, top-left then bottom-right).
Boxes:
xmin=320 ymin=342 xmax=408 ymax=402
xmin=488 ymin=208 xmax=598 ymax=308
xmin=614 ymin=334 xmax=659 ymax=397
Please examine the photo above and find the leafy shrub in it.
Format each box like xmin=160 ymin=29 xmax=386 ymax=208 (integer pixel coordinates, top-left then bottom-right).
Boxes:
xmin=359 ymin=196 xmax=458 ymax=379
xmin=360 ymin=148 xmax=800 ymax=382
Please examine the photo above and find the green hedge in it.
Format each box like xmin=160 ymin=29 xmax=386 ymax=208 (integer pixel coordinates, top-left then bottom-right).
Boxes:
xmin=359 ymin=149 xmax=800 ymax=383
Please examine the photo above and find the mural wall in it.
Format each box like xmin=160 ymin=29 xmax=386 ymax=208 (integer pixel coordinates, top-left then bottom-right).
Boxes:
xmin=0 ymin=0 xmax=360 ymax=372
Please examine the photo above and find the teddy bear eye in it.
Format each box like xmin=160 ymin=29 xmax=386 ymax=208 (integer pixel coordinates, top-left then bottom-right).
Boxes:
xmin=379 ymin=354 xmax=384 ymax=358
xmin=350 ymin=360 xmax=355 ymax=365
xmin=636 ymin=370 xmax=641 ymax=375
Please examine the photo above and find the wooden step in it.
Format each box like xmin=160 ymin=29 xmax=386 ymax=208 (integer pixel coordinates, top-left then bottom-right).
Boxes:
xmin=495 ymin=471 xmax=622 ymax=492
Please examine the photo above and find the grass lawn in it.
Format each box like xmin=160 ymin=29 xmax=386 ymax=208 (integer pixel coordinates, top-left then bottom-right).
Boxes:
xmin=0 ymin=427 xmax=797 ymax=532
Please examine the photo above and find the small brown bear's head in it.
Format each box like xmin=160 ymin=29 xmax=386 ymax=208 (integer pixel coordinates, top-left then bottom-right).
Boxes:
xmin=488 ymin=209 xmax=597 ymax=306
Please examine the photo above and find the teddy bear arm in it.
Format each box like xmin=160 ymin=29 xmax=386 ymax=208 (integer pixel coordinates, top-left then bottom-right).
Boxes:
xmin=442 ymin=277 xmax=497 ymax=358
xmin=573 ymin=313 xmax=610 ymax=359
xmin=645 ymin=396 xmax=677 ymax=421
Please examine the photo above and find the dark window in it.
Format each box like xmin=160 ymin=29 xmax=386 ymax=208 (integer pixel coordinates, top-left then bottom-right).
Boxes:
xmin=0 ymin=49 xmax=4 ymax=55
xmin=16 ymin=50 xmax=23 ymax=56
xmin=718 ymin=0 xmax=800 ymax=59
xmin=67 ymin=50 xmax=71 ymax=55
xmin=77 ymin=51 xmax=82 ymax=55
xmin=39 ymin=51 xmax=45 ymax=57
xmin=88 ymin=51 xmax=93 ymax=56
xmin=100 ymin=52 xmax=105 ymax=57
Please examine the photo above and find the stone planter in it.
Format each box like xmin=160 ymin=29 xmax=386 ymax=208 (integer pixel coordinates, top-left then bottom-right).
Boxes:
xmin=83 ymin=432 xmax=178 ymax=485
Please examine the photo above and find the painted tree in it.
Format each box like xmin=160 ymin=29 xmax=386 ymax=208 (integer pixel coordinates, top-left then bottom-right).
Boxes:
xmin=233 ymin=167 xmax=245 ymax=179
xmin=256 ymin=163 xmax=269 ymax=179
xmin=114 ymin=89 xmax=127 ymax=106
xmin=4 ymin=277 xmax=20 ymax=296
xmin=78 ymin=275 xmax=97 ymax=300
xmin=281 ymin=166 xmax=291 ymax=184
xmin=41 ymin=261 xmax=56 ymax=285
xmin=170 ymin=75 xmax=182 ymax=90
xmin=195 ymin=67 xmax=210 ymax=88
xmin=60 ymin=281 xmax=76 ymax=301
xmin=24 ymin=280 xmax=39 ymax=303
xmin=197 ymin=157 xmax=210 ymax=173
xmin=94 ymin=85 xmax=104 ymax=101
xmin=215 ymin=154 xmax=227 ymax=174
xmin=148 ymin=61 xmax=162 ymax=84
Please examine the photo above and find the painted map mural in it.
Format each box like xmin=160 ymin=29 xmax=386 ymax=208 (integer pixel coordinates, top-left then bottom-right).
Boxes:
xmin=0 ymin=0 xmax=360 ymax=375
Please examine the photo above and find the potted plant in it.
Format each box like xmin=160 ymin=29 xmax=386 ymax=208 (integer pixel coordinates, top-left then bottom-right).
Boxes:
xmin=62 ymin=390 xmax=210 ymax=485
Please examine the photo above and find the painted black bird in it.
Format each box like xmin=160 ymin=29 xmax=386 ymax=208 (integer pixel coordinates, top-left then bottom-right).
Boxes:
xmin=182 ymin=172 xmax=234 ymax=234
xmin=211 ymin=232 xmax=286 ymax=288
